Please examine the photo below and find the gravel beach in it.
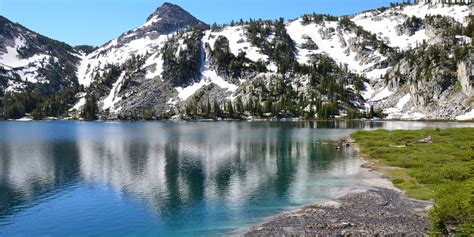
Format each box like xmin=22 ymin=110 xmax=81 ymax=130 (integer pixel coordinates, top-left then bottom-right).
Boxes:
xmin=245 ymin=188 xmax=432 ymax=236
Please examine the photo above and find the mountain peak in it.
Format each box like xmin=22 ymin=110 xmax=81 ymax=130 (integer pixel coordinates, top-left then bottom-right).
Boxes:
xmin=114 ymin=2 xmax=207 ymax=46
xmin=143 ymin=2 xmax=207 ymax=33
xmin=146 ymin=2 xmax=200 ymax=25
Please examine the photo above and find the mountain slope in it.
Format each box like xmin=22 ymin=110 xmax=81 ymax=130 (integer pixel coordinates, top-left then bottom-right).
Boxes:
xmin=76 ymin=2 xmax=207 ymax=87
xmin=70 ymin=3 xmax=208 ymax=118
xmin=0 ymin=16 xmax=84 ymax=118
xmin=0 ymin=16 xmax=80 ymax=94
xmin=350 ymin=3 xmax=473 ymax=120
xmin=352 ymin=3 xmax=471 ymax=50
xmin=72 ymin=1 xmax=473 ymax=120
xmin=1 ymin=1 xmax=472 ymax=121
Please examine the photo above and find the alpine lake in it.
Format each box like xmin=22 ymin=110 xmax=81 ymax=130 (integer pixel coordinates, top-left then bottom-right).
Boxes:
xmin=0 ymin=120 xmax=472 ymax=236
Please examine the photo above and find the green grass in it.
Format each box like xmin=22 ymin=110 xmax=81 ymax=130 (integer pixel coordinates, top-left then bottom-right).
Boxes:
xmin=351 ymin=128 xmax=474 ymax=236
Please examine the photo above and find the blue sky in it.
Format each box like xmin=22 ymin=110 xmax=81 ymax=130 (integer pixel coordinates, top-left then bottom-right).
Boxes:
xmin=0 ymin=0 xmax=402 ymax=46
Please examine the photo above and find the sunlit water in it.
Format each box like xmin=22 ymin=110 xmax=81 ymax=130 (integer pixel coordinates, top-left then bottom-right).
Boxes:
xmin=0 ymin=121 xmax=472 ymax=236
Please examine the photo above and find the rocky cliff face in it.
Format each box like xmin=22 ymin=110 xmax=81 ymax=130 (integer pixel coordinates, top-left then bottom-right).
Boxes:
xmin=1 ymin=1 xmax=473 ymax=120
xmin=458 ymin=59 xmax=473 ymax=96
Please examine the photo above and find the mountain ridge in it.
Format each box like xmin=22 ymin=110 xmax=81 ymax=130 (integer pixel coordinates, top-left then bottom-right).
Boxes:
xmin=0 ymin=1 xmax=472 ymax=120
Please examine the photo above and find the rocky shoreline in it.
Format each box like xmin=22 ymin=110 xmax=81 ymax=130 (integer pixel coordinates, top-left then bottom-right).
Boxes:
xmin=245 ymin=188 xmax=432 ymax=236
xmin=245 ymin=139 xmax=434 ymax=236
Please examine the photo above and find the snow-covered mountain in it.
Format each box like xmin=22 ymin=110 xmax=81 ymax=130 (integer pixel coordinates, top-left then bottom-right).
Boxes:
xmin=77 ymin=3 xmax=207 ymax=87
xmin=0 ymin=1 xmax=472 ymax=120
xmin=353 ymin=2 xmax=471 ymax=49
xmin=350 ymin=2 xmax=472 ymax=119
xmin=0 ymin=16 xmax=80 ymax=95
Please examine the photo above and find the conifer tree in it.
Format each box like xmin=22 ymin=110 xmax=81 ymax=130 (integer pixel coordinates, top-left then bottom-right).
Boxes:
xmin=82 ymin=94 xmax=98 ymax=121
xmin=226 ymin=100 xmax=234 ymax=117
xmin=213 ymin=98 xmax=221 ymax=117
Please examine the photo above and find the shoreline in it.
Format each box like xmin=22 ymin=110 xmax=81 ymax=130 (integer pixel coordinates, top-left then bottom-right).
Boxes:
xmin=244 ymin=138 xmax=434 ymax=236
xmin=2 ymin=115 xmax=474 ymax=123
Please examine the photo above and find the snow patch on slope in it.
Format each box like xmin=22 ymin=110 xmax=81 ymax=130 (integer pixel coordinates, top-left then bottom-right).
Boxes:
xmin=16 ymin=66 xmax=46 ymax=83
xmin=370 ymin=87 xmax=394 ymax=102
xmin=102 ymin=72 xmax=126 ymax=112
xmin=204 ymin=27 xmax=269 ymax=63
xmin=175 ymin=68 xmax=238 ymax=101
xmin=383 ymin=95 xmax=430 ymax=120
xmin=388 ymin=110 xmax=426 ymax=120
xmin=141 ymin=17 xmax=162 ymax=29
xmin=203 ymin=69 xmax=238 ymax=91
xmin=352 ymin=13 xmax=428 ymax=50
xmin=352 ymin=3 xmax=471 ymax=50
xmin=175 ymin=37 xmax=240 ymax=101
xmin=456 ymin=109 xmax=474 ymax=121
xmin=361 ymin=82 xmax=376 ymax=101
xmin=77 ymin=34 xmax=171 ymax=87
xmin=0 ymin=37 xmax=49 ymax=69
xmin=5 ymin=80 xmax=27 ymax=93
xmin=403 ymin=3 xmax=470 ymax=26
xmin=0 ymin=37 xmax=50 ymax=84
xmin=396 ymin=94 xmax=411 ymax=110
xmin=286 ymin=19 xmax=383 ymax=74
xmin=176 ymin=80 xmax=208 ymax=100
xmin=71 ymin=98 xmax=85 ymax=112
xmin=143 ymin=52 xmax=164 ymax=80
xmin=364 ymin=67 xmax=391 ymax=81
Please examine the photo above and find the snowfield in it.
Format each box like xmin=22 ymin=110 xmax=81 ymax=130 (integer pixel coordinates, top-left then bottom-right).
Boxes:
xmin=456 ymin=110 xmax=474 ymax=121
xmin=175 ymin=39 xmax=239 ymax=101
xmin=143 ymin=52 xmax=164 ymax=80
xmin=396 ymin=94 xmax=411 ymax=110
xmin=286 ymin=19 xmax=384 ymax=74
xmin=0 ymin=37 xmax=51 ymax=84
xmin=370 ymin=87 xmax=394 ymax=102
xmin=352 ymin=3 xmax=471 ymax=50
xmin=204 ymin=27 xmax=269 ymax=63
xmin=102 ymin=72 xmax=126 ymax=112
xmin=77 ymin=34 xmax=171 ymax=87
xmin=0 ymin=37 xmax=50 ymax=69
xmin=401 ymin=3 xmax=471 ymax=26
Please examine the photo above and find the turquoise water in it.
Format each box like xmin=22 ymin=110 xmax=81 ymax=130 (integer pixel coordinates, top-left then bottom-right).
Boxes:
xmin=0 ymin=121 xmax=472 ymax=236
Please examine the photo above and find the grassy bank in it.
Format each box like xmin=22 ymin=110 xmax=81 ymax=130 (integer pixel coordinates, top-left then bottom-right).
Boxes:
xmin=351 ymin=128 xmax=474 ymax=236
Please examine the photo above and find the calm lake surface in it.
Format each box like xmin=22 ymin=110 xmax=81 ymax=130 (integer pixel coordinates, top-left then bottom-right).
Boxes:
xmin=0 ymin=121 xmax=472 ymax=236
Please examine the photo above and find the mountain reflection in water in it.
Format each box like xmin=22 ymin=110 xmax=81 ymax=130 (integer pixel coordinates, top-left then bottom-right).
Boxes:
xmin=1 ymin=121 xmax=472 ymax=236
